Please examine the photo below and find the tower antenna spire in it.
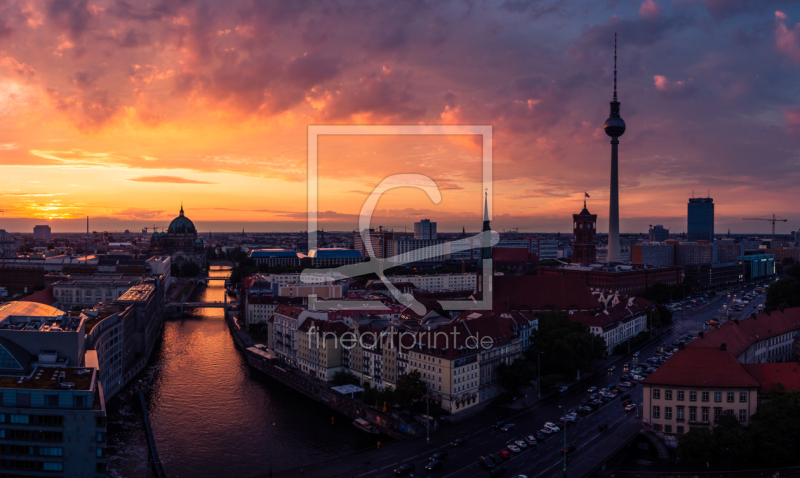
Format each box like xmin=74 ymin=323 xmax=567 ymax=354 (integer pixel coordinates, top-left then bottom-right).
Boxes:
xmin=613 ymin=32 xmax=617 ymax=100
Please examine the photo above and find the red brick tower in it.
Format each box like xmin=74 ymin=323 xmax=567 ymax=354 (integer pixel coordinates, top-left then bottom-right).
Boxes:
xmin=573 ymin=195 xmax=597 ymax=265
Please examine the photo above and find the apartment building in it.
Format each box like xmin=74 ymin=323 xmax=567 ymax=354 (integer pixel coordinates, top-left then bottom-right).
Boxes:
xmin=306 ymin=248 xmax=363 ymax=268
xmin=386 ymin=239 xmax=449 ymax=264
xmin=388 ymin=274 xmax=476 ymax=292
xmin=52 ymin=276 xmax=140 ymax=310
xmin=570 ymin=296 xmax=652 ymax=354
xmin=296 ymin=318 xmax=348 ymax=381
xmin=270 ymin=305 xmax=328 ymax=368
xmin=642 ymin=346 xmax=760 ymax=436
xmin=0 ymin=301 xmax=108 ymax=477
xmin=631 ymin=243 xmax=674 ymax=267
xmin=687 ymin=307 xmax=800 ymax=364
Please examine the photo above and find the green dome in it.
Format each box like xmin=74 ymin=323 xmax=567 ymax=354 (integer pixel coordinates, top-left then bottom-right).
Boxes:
xmin=167 ymin=205 xmax=196 ymax=234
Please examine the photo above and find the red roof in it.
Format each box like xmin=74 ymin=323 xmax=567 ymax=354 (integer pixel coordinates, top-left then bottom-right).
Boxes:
xmin=742 ymin=363 xmax=800 ymax=394
xmin=411 ymin=316 xmax=516 ymax=360
xmin=570 ymin=297 xmax=653 ymax=330
xmin=25 ymin=287 xmax=57 ymax=306
xmin=642 ymin=347 xmax=760 ymax=388
xmin=242 ymin=276 xmax=256 ymax=290
xmin=686 ymin=307 xmax=800 ymax=359
xmin=491 ymin=275 xmax=600 ymax=312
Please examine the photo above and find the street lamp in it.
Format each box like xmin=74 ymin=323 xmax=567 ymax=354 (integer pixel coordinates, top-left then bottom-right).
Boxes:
xmin=538 ymin=351 xmax=543 ymax=399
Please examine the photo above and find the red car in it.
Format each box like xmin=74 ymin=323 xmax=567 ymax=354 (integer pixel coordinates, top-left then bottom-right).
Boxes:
xmin=496 ymin=450 xmax=511 ymax=460
xmin=628 ymin=380 xmax=638 ymax=385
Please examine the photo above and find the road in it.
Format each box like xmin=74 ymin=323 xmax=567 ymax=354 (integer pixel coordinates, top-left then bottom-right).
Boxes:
xmin=271 ymin=282 xmax=772 ymax=478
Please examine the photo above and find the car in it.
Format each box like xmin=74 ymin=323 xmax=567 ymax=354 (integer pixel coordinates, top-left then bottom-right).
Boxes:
xmin=478 ymin=456 xmax=497 ymax=469
xmin=524 ymin=436 xmax=537 ymax=445
xmin=495 ymin=449 xmax=510 ymax=459
xmin=544 ymin=422 xmax=561 ymax=432
xmin=489 ymin=466 xmax=508 ymax=477
xmin=625 ymin=403 xmax=637 ymax=411
xmin=623 ymin=363 xmax=630 ymax=369
xmin=425 ymin=460 xmax=442 ymax=472
xmin=558 ymin=417 xmax=570 ymax=424
xmin=589 ymin=393 xmax=599 ymax=400
xmin=559 ymin=386 xmax=569 ymax=393
xmin=619 ymin=381 xmax=632 ymax=388
xmin=507 ymin=444 xmax=521 ymax=453
xmin=608 ymin=365 xmax=616 ymax=372
xmin=633 ymin=352 xmax=640 ymax=357
xmin=536 ymin=431 xmax=547 ymax=441
xmin=564 ymin=414 xmax=577 ymax=422
xmin=621 ymin=393 xmax=631 ymax=400
xmin=560 ymin=445 xmax=577 ymax=455
xmin=450 ymin=438 xmax=467 ymax=447
xmin=599 ymin=388 xmax=608 ymax=394
xmin=490 ymin=452 xmax=505 ymax=464
xmin=578 ymin=406 xmax=593 ymax=414
xmin=622 ymin=399 xmax=632 ymax=406
xmin=630 ymin=378 xmax=640 ymax=384
xmin=500 ymin=423 xmax=515 ymax=432
xmin=394 ymin=464 xmax=416 ymax=475
xmin=587 ymin=386 xmax=597 ymax=393
xmin=492 ymin=420 xmax=507 ymax=430
xmin=429 ymin=451 xmax=448 ymax=461
xmin=580 ymin=398 xmax=589 ymax=405
xmin=540 ymin=427 xmax=554 ymax=435
xmin=514 ymin=440 xmax=528 ymax=449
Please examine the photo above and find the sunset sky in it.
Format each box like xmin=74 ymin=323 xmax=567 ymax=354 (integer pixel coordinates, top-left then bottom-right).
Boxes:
xmin=1 ymin=0 xmax=800 ymax=234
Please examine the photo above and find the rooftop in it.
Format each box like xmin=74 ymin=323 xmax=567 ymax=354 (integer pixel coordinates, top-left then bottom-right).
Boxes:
xmin=642 ymin=347 xmax=760 ymax=389
xmin=0 ymin=366 xmax=95 ymax=391
xmin=116 ymin=283 xmax=156 ymax=303
xmin=308 ymin=248 xmax=362 ymax=258
xmin=249 ymin=249 xmax=299 ymax=259
xmin=490 ymin=275 xmax=600 ymax=312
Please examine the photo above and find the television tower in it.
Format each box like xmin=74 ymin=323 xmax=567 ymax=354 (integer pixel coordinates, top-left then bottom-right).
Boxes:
xmin=604 ymin=33 xmax=626 ymax=263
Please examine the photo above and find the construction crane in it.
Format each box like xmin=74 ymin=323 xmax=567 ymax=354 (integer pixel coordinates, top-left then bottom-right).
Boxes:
xmin=743 ymin=215 xmax=788 ymax=246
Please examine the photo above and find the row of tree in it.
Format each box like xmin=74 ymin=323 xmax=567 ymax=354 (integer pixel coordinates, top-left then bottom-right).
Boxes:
xmin=765 ymin=277 xmax=800 ymax=311
xmin=678 ymin=390 xmax=800 ymax=469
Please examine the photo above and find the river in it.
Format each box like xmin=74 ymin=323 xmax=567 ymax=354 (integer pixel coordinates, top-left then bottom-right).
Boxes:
xmin=106 ymin=266 xmax=380 ymax=478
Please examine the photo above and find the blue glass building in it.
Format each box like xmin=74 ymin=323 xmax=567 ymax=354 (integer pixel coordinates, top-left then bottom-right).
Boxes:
xmin=688 ymin=197 xmax=714 ymax=242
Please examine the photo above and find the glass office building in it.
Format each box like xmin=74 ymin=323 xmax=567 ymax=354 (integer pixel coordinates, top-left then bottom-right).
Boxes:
xmin=688 ymin=197 xmax=714 ymax=242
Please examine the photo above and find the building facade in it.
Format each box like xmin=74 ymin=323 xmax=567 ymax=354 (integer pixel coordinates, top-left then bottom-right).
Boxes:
xmin=683 ymin=262 xmax=745 ymax=291
xmin=688 ymin=197 xmax=715 ymax=242
xmin=631 ymin=243 xmax=674 ymax=267
xmin=572 ymin=203 xmax=597 ymax=266
xmin=649 ymin=225 xmax=669 ymax=241
xmin=248 ymin=249 xmax=301 ymax=268
xmin=33 ymin=225 xmax=52 ymax=241
xmin=52 ymin=276 xmax=140 ymax=311
xmin=414 ymin=219 xmax=437 ymax=240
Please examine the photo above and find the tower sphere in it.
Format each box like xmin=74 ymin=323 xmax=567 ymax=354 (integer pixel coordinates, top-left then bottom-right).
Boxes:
xmin=604 ymin=116 xmax=626 ymax=137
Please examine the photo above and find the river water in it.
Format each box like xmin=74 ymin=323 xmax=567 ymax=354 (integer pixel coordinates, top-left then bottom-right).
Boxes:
xmin=106 ymin=266 xmax=379 ymax=478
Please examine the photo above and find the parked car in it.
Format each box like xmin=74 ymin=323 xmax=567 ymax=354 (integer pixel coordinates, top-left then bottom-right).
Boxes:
xmin=507 ymin=444 xmax=521 ymax=453
xmin=619 ymin=381 xmax=632 ymax=388
xmin=558 ymin=386 xmax=569 ymax=393
xmin=587 ymin=386 xmax=597 ymax=393
xmin=425 ymin=460 xmax=442 ymax=472
xmin=450 ymin=438 xmax=467 ymax=447
xmin=608 ymin=365 xmax=616 ymax=372
xmin=536 ymin=431 xmax=547 ymax=441
xmin=489 ymin=466 xmax=508 ymax=477
xmin=561 ymin=445 xmax=577 ymax=456
xmin=625 ymin=403 xmax=637 ymax=411
xmin=394 ymin=464 xmax=416 ymax=475
xmin=478 ymin=456 xmax=496 ymax=469
xmin=514 ymin=440 xmax=528 ymax=449
xmin=429 ymin=451 xmax=448 ymax=461
xmin=490 ymin=452 xmax=505 ymax=464
xmin=539 ymin=428 xmax=554 ymax=435
xmin=500 ymin=423 xmax=515 ymax=432
xmin=633 ymin=352 xmax=640 ymax=357
xmin=524 ymin=436 xmax=538 ymax=445
xmin=544 ymin=422 xmax=561 ymax=432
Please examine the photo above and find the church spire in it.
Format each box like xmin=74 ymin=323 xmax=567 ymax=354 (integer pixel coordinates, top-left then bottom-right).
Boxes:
xmin=180 ymin=202 xmax=184 ymax=216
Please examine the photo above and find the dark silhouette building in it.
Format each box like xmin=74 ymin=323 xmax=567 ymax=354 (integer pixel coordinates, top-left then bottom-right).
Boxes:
xmin=572 ymin=198 xmax=597 ymax=266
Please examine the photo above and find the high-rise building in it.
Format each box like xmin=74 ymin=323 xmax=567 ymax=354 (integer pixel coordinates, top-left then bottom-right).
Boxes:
xmin=572 ymin=198 xmax=597 ymax=266
xmin=414 ymin=219 xmax=437 ymax=240
xmin=648 ymin=225 xmax=669 ymax=242
xmin=717 ymin=242 xmax=745 ymax=263
xmin=604 ymin=34 xmax=626 ymax=263
xmin=33 ymin=225 xmax=52 ymax=241
xmin=353 ymin=229 xmax=393 ymax=260
xmin=0 ymin=230 xmax=14 ymax=258
xmin=631 ymin=243 xmax=674 ymax=267
xmin=688 ymin=197 xmax=715 ymax=242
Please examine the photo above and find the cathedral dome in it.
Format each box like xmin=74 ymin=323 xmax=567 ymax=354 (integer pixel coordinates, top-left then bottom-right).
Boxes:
xmin=167 ymin=205 xmax=197 ymax=234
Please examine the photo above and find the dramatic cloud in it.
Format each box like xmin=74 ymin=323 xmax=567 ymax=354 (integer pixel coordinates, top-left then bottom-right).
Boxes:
xmin=775 ymin=11 xmax=800 ymax=64
xmin=127 ymin=176 xmax=218 ymax=184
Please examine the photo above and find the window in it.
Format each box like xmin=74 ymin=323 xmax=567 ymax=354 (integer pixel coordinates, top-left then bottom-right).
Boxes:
xmin=43 ymin=462 xmax=63 ymax=471
xmin=10 ymin=414 xmax=29 ymax=424
xmin=702 ymin=392 xmax=709 ymax=402
xmin=653 ymin=406 xmax=660 ymax=418
xmin=665 ymin=424 xmax=672 ymax=433
xmin=97 ymin=432 xmax=104 ymax=442
xmin=702 ymin=408 xmax=709 ymax=422
xmin=714 ymin=408 xmax=722 ymax=422
xmin=714 ymin=392 xmax=722 ymax=402
xmin=665 ymin=407 xmax=672 ymax=419
xmin=97 ymin=447 xmax=104 ymax=458
xmin=665 ymin=390 xmax=672 ymax=400
xmin=45 ymin=395 xmax=58 ymax=407
xmin=739 ymin=410 xmax=747 ymax=422
xmin=727 ymin=392 xmax=734 ymax=402
xmin=677 ymin=390 xmax=684 ymax=401
xmin=740 ymin=392 xmax=747 ymax=402
xmin=39 ymin=447 xmax=63 ymax=456
xmin=677 ymin=407 xmax=684 ymax=420
xmin=653 ymin=389 xmax=660 ymax=399
xmin=73 ymin=395 xmax=86 ymax=408
xmin=677 ymin=426 xmax=684 ymax=434
xmin=690 ymin=391 xmax=697 ymax=401
xmin=689 ymin=408 xmax=697 ymax=422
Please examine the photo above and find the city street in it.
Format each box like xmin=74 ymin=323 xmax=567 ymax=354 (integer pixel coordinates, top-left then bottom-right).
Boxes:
xmin=270 ymin=284 xmax=773 ymax=478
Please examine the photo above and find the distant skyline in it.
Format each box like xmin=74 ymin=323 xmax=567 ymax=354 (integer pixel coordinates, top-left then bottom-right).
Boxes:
xmin=1 ymin=1 xmax=799 ymax=233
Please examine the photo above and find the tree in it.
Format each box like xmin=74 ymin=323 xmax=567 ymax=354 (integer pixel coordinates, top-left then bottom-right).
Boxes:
xmin=394 ymin=371 xmax=426 ymax=408
xmin=529 ymin=311 xmax=605 ymax=379
xmin=656 ymin=304 xmax=673 ymax=325
xmin=496 ymin=358 xmax=536 ymax=395
xmin=649 ymin=307 xmax=662 ymax=329
xmin=787 ymin=263 xmax=800 ymax=282
xmin=765 ymin=277 xmax=800 ymax=310
xmin=677 ymin=427 xmax=716 ymax=469
xmin=331 ymin=370 xmax=359 ymax=386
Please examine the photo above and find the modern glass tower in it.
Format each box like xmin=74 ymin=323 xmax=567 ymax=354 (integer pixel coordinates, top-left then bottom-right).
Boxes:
xmin=688 ymin=197 xmax=714 ymax=242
